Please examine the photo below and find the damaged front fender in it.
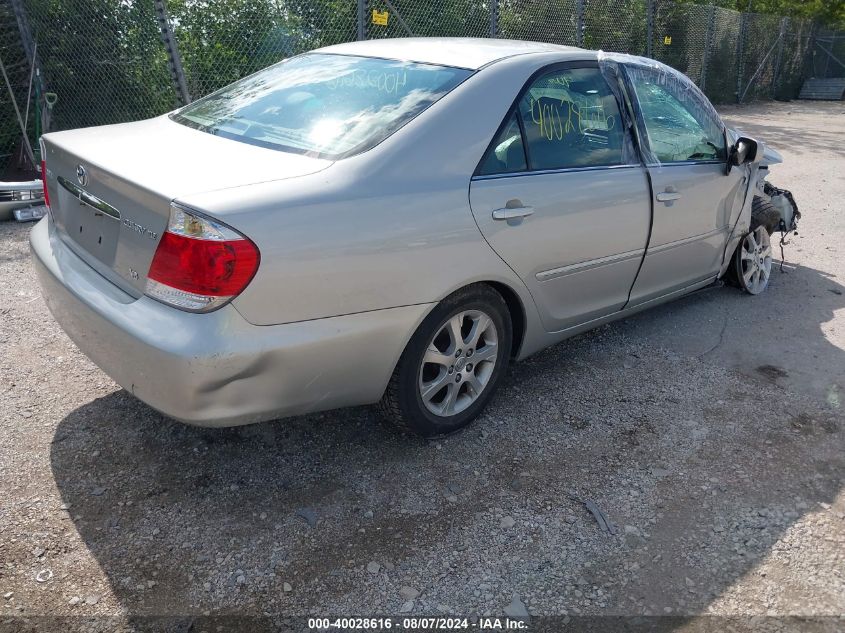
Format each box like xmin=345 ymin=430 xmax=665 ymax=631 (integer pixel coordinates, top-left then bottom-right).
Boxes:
xmin=760 ymin=145 xmax=784 ymax=167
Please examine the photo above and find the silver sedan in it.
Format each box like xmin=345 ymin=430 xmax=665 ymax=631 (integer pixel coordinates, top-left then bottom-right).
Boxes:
xmin=31 ymin=38 xmax=799 ymax=437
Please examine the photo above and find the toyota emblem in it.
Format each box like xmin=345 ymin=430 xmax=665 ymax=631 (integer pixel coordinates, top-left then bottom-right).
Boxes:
xmin=76 ymin=164 xmax=88 ymax=186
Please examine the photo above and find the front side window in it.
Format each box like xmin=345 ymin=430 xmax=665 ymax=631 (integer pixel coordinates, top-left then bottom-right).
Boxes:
xmin=626 ymin=66 xmax=726 ymax=163
xmin=171 ymin=54 xmax=471 ymax=159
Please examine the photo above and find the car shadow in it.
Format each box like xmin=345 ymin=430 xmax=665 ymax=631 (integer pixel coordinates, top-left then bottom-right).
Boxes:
xmin=616 ymin=258 xmax=845 ymax=412
xmin=49 ymin=262 xmax=844 ymax=627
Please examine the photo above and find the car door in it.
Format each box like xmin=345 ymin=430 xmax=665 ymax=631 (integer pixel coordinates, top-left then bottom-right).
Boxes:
xmin=623 ymin=63 xmax=748 ymax=306
xmin=469 ymin=63 xmax=651 ymax=333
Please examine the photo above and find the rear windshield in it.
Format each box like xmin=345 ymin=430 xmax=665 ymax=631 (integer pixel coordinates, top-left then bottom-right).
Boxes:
xmin=171 ymin=53 xmax=471 ymax=159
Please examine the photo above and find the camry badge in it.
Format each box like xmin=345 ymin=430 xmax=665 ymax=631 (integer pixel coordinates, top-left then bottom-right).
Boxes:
xmin=123 ymin=218 xmax=158 ymax=240
xmin=76 ymin=164 xmax=88 ymax=186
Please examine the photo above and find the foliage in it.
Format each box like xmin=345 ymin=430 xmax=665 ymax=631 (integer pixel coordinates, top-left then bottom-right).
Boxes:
xmin=693 ymin=0 xmax=844 ymax=28
xmin=0 ymin=1 xmax=31 ymax=174
xmin=163 ymin=0 xmax=367 ymax=97
xmin=23 ymin=0 xmax=175 ymax=130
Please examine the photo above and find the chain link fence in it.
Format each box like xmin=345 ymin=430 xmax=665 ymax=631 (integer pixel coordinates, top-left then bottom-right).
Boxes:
xmin=1 ymin=0 xmax=820 ymax=175
xmin=1 ymin=1 xmax=36 ymax=178
xmin=498 ymin=0 xmax=578 ymax=44
xmin=169 ymin=0 xmax=358 ymax=99
xmin=367 ymin=0 xmax=491 ymax=39
xmin=811 ymin=29 xmax=845 ymax=80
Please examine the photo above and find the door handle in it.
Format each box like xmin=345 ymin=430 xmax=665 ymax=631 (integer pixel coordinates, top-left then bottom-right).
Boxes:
xmin=656 ymin=190 xmax=682 ymax=203
xmin=492 ymin=205 xmax=534 ymax=221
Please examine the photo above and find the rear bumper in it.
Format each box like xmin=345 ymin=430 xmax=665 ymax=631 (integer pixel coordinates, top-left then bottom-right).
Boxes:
xmin=30 ymin=217 xmax=430 ymax=427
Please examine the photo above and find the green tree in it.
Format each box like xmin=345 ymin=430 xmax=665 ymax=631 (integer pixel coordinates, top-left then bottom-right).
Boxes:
xmin=0 ymin=1 xmax=31 ymax=174
xmin=23 ymin=0 xmax=174 ymax=130
xmin=694 ymin=0 xmax=844 ymax=28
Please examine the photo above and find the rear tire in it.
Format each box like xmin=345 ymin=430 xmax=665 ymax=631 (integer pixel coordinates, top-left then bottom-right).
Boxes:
xmin=379 ymin=284 xmax=512 ymax=438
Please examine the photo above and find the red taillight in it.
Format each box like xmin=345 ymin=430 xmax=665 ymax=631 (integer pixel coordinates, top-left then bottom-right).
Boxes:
xmin=148 ymin=232 xmax=259 ymax=297
xmin=41 ymin=159 xmax=50 ymax=209
xmin=145 ymin=205 xmax=260 ymax=312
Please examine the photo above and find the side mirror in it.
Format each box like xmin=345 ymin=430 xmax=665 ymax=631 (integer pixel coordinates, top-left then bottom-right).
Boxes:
xmin=727 ymin=136 xmax=760 ymax=173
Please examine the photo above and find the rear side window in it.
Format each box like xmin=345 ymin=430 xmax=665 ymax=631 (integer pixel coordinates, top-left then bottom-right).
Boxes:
xmin=477 ymin=66 xmax=627 ymax=175
xmin=519 ymin=67 xmax=627 ymax=170
xmin=171 ymin=54 xmax=471 ymax=160
xmin=477 ymin=112 xmax=527 ymax=175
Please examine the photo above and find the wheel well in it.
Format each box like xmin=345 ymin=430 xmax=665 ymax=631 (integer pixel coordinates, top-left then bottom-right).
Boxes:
xmin=481 ymin=281 xmax=526 ymax=359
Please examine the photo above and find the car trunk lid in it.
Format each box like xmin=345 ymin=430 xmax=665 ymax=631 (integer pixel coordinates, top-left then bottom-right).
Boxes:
xmin=42 ymin=115 xmax=331 ymax=296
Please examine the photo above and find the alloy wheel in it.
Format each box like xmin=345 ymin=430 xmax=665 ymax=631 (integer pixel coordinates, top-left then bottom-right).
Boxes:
xmin=739 ymin=226 xmax=773 ymax=295
xmin=418 ymin=310 xmax=498 ymax=417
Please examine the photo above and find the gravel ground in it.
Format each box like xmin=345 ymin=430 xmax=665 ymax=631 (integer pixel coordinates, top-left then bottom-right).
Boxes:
xmin=1 ymin=101 xmax=843 ymax=632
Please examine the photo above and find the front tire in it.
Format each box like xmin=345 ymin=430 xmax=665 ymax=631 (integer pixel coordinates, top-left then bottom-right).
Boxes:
xmin=732 ymin=224 xmax=773 ymax=295
xmin=379 ymin=284 xmax=512 ymax=437
xmin=727 ymin=197 xmax=778 ymax=294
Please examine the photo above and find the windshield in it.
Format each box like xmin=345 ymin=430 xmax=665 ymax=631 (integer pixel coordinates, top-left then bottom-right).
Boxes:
xmin=171 ymin=53 xmax=471 ymax=159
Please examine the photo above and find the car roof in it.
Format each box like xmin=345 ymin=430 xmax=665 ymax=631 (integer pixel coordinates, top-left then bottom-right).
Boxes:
xmin=315 ymin=37 xmax=592 ymax=70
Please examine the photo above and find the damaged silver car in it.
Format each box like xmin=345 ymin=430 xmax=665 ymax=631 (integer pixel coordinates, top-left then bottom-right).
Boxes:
xmin=31 ymin=38 xmax=800 ymax=437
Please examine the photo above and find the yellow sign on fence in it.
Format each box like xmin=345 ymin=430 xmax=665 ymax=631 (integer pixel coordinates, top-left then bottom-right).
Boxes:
xmin=663 ymin=35 xmax=672 ymax=45
xmin=372 ymin=9 xmax=389 ymax=26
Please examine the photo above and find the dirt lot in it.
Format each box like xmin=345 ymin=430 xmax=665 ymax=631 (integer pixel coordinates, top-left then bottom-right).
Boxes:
xmin=1 ymin=101 xmax=843 ymax=632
